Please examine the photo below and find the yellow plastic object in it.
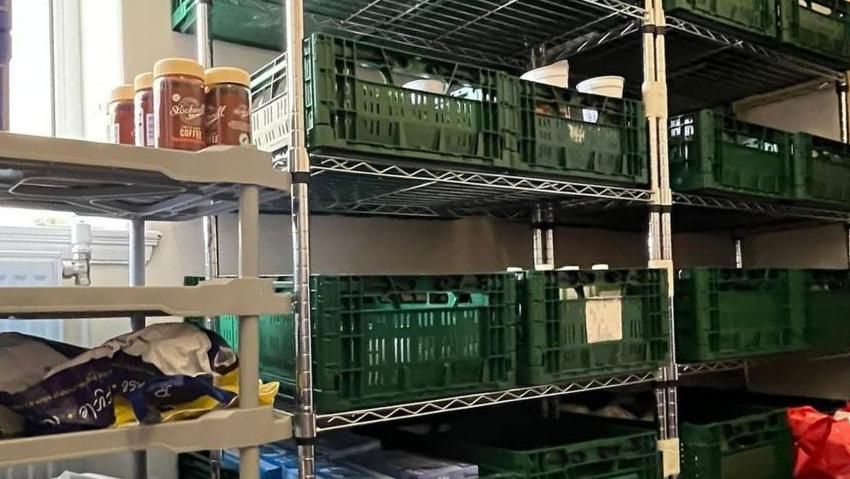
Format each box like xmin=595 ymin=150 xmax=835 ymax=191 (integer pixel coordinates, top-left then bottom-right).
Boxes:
xmin=111 ymin=370 xmax=279 ymax=427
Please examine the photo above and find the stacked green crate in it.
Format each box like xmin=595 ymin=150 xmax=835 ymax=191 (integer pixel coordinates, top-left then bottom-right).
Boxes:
xmin=304 ymin=33 xmax=520 ymax=170
xmin=805 ymin=269 xmax=850 ymax=353
xmin=171 ymin=0 xmax=283 ymax=51
xmin=793 ymin=133 xmax=850 ymax=209
xmin=675 ymin=268 xmax=808 ymax=362
xmin=517 ymin=269 xmax=668 ymax=385
xmin=680 ymin=392 xmax=794 ymax=479
xmin=663 ymin=0 xmax=778 ymax=40
xmin=391 ymin=412 xmax=660 ymax=479
xmin=778 ymin=0 xmax=850 ymax=64
xmin=669 ymin=110 xmax=794 ymax=200
xmin=517 ymin=81 xmax=648 ymax=186
xmin=216 ymin=273 xmax=517 ymax=413
xmin=179 ymin=452 xmax=238 ymax=479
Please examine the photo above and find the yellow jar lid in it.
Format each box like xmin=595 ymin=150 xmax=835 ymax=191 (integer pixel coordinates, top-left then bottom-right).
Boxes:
xmin=154 ymin=58 xmax=205 ymax=80
xmin=109 ymin=85 xmax=134 ymax=103
xmin=205 ymin=67 xmax=250 ymax=87
xmin=134 ymin=72 xmax=153 ymax=91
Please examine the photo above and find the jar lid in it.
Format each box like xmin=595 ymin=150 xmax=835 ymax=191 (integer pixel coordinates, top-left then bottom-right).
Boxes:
xmin=205 ymin=67 xmax=251 ymax=87
xmin=134 ymin=72 xmax=153 ymax=91
xmin=154 ymin=58 xmax=205 ymax=80
xmin=109 ymin=85 xmax=134 ymax=103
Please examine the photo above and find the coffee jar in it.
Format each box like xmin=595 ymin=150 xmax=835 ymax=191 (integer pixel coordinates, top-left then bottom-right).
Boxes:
xmin=153 ymin=58 xmax=206 ymax=151
xmin=134 ymin=72 xmax=154 ymax=147
xmin=205 ymin=67 xmax=251 ymax=146
xmin=107 ymin=85 xmax=135 ymax=145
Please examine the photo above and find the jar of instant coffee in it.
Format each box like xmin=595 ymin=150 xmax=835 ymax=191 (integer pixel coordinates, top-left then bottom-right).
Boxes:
xmin=134 ymin=72 xmax=154 ymax=147
xmin=107 ymin=85 xmax=135 ymax=145
xmin=153 ymin=58 xmax=206 ymax=151
xmin=205 ymin=67 xmax=251 ymax=146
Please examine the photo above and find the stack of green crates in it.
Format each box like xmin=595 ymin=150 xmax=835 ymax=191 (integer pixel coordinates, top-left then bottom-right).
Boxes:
xmin=664 ymin=0 xmax=778 ymax=40
xmin=517 ymin=81 xmax=648 ymax=185
xmin=669 ymin=110 xmax=794 ymax=200
xmin=805 ymin=269 xmax=850 ymax=353
xmin=777 ymin=0 xmax=850 ymax=64
xmin=250 ymin=33 xmax=649 ymax=186
xmin=670 ymin=110 xmax=850 ymax=208
xmin=390 ymin=411 xmax=661 ymax=479
xmin=793 ymin=133 xmax=850 ymax=209
xmin=303 ymin=33 xmax=520 ymax=170
xmin=171 ymin=0 xmax=283 ymax=51
xmin=680 ymin=393 xmax=794 ymax=479
xmin=179 ymin=452 xmax=238 ymax=479
xmin=674 ymin=268 xmax=808 ymax=362
xmin=663 ymin=0 xmax=850 ymax=64
xmin=216 ymin=273 xmax=518 ymax=413
xmin=517 ymin=269 xmax=669 ymax=385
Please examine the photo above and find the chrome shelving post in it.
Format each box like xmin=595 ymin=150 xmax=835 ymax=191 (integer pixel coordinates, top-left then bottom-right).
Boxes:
xmin=238 ymin=185 xmax=262 ymax=479
xmin=286 ymin=0 xmax=316 ymax=477
xmin=196 ymin=0 xmax=221 ymax=333
xmin=129 ymin=218 xmax=147 ymax=479
xmin=644 ymin=0 xmax=679 ymax=473
xmin=532 ymin=203 xmax=556 ymax=270
xmin=734 ymin=237 xmax=744 ymax=268
xmin=196 ymin=4 xmax=223 ymax=478
xmin=839 ymin=76 xmax=849 ymax=144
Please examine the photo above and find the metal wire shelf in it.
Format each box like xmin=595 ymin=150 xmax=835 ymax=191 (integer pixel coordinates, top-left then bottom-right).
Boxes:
xmin=675 ymin=193 xmax=850 ymax=223
xmin=679 ymin=350 xmax=850 ymax=376
xmin=303 ymin=154 xmax=654 ymax=217
xmin=303 ymin=0 xmax=844 ymax=112
xmin=308 ymin=0 xmax=646 ymax=69
xmin=315 ymin=370 xmax=660 ymax=430
xmin=261 ymin=154 xmax=850 ymax=229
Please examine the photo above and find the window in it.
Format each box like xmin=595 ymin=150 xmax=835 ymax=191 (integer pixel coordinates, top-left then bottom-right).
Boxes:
xmin=3 ymin=0 xmax=127 ymax=230
xmin=8 ymin=0 xmax=52 ymax=136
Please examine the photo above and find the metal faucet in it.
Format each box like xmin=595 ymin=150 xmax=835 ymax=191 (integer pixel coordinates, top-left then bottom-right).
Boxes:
xmin=62 ymin=222 xmax=92 ymax=286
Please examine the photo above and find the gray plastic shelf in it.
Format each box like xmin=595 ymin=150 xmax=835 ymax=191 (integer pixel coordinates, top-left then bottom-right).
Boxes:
xmin=0 ymin=279 xmax=291 ymax=319
xmin=0 ymin=132 xmax=290 ymax=221
xmin=0 ymin=407 xmax=292 ymax=468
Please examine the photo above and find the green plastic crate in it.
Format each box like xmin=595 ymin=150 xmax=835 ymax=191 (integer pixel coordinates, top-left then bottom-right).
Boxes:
xmin=517 ymin=269 xmax=669 ymax=385
xmin=171 ymin=0 xmax=282 ymax=51
xmin=304 ymin=33 xmax=520 ymax=169
xmin=669 ymin=110 xmax=794 ymax=200
xmin=664 ymin=0 xmax=778 ymax=40
xmin=517 ymin=81 xmax=648 ymax=185
xmin=392 ymin=412 xmax=660 ymax=479
xmin=178 ymin=453 xmax=238 ymax=479
xmin=681 ymin=399 xmax=793 ymax=479
xmin=778 ymin=0 xmax=850 ymax=64
xmin=675 ymin=268 xmax=808 ymax=362
xmin=217 ymin=273 xmax=517 ymax=413
xmin=793 ymin=133 xmax=850 ymax=209
xmin=805 ymin=269 xmax=850 ymax=353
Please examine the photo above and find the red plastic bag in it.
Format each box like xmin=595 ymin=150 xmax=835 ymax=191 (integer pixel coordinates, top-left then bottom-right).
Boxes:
xmin=788 ymin=404 xmax=850 ymax=478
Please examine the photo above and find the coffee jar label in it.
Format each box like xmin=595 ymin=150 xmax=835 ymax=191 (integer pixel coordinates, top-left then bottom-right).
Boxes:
xmin=170 ymin=94 xmax=204 ymax=142
xmin=205 ymin=86 xmax=251 ymax=146
xmin=155 ymin=78 xmax=206 ymax=150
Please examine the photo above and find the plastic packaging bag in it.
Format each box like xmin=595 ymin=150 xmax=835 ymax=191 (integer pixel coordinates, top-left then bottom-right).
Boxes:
xmin=788 ymin=404 xmax=850 ymax=478
xmin=0 ymin=323 xmax=277 ymax=437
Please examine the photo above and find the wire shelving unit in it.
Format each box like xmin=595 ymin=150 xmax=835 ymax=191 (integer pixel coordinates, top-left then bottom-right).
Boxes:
xmin=187 ymin=0 xmax=850 ymax=478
